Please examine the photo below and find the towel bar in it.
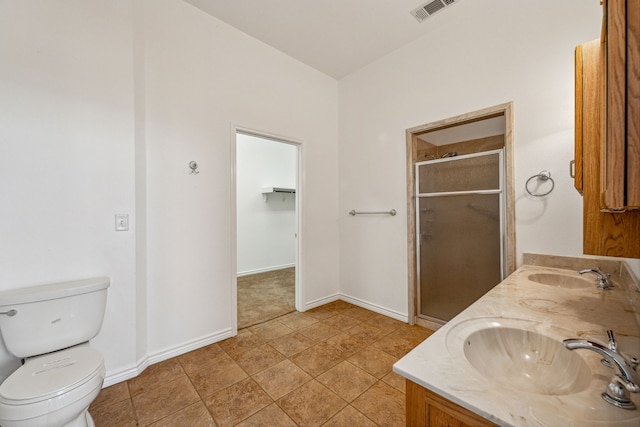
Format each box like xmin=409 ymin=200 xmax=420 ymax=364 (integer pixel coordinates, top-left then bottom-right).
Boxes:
xmin=349 ymin=209 xmax=397 ymax=216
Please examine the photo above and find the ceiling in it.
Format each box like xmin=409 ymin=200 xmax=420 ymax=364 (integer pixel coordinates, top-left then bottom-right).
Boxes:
xmin=183 ymin=0 xmax=466 ymax=79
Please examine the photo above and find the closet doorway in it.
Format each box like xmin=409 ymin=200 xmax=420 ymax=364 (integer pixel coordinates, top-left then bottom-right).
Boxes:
xmin=234 ymin=130 xmax=301 ymax=330
xmin=406 ymin=103 xmax=515 ymax=330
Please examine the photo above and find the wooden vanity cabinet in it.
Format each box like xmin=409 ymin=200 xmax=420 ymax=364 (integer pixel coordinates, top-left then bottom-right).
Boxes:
xmin=406 ymin=380 xmax=498 ymax=427
xmin=574 ymin=0 xmax=640 ymax=258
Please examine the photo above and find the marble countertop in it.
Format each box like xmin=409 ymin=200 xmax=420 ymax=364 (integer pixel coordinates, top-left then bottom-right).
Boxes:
xmin=393 ymin=256 xmax=640 ymax=427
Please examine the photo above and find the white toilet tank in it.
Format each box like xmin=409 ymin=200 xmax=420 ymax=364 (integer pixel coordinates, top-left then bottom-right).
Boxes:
xmin=0 ymin=277 xmax=109 ymax=358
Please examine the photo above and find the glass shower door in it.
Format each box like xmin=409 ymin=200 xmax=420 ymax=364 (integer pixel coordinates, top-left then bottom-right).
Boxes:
xmin=416 ymin=150 xmax=504 ymax=322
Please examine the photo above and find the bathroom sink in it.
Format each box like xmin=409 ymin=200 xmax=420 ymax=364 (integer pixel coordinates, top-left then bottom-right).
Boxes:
xmin=462 ymin=326 xmax=591 ymax=395
xmin=526 ymin=272 xmax=592 ymax=289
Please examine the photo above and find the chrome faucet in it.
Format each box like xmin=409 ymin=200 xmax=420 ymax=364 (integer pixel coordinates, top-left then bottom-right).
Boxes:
xmin=578 ymin=267 xmax=613 ymax=289
xmin=563 ymin=330 xmax=640 ymax=409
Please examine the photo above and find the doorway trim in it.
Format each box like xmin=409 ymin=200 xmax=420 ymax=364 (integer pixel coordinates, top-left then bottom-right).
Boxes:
xmin=405 ymin=102 xmax=515 ymax=328
xmin=230 ymin=125 xmax=303 ymax=334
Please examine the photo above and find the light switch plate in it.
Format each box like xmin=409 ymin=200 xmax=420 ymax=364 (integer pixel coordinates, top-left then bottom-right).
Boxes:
xmin=115 ymin=214 xmax=129 ymax=231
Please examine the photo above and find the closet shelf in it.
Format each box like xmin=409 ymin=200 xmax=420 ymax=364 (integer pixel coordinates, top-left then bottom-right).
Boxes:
xmin=261 ymin=187 xmax=295 ymax=202
xmin=261 ymin=187 xmax=296 ymax=194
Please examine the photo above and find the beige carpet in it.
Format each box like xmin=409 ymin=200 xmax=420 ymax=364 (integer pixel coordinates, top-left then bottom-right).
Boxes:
xmin=237 ymin=267 xmax=295 ymax=329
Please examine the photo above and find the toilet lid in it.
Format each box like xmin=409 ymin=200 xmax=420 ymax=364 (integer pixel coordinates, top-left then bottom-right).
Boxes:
xmin=0 ymin=346 xmax=104 ymax=404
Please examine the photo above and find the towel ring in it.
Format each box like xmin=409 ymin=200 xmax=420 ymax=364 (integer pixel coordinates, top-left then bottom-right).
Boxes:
xmin=525 ymin=170 xmax=554 ymax=197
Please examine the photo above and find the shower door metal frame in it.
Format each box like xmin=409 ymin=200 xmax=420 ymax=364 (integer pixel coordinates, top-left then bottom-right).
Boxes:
xmin=414 ymin=148 xmax=506 ymax=324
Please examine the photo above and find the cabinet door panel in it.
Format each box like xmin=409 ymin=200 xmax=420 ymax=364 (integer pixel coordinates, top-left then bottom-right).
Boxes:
xmin=627 ymin=0 xmax=640 ymax=206
xmin=605 ymin=0 xmax=626 ymax=209
xmin=575 ymin=45 xmax=584 ymax=194
xmin=406 ymin=380 xmax=498 ymax=427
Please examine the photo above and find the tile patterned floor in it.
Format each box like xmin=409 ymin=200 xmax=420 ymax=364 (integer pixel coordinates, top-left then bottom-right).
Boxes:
xmin=90 ymin=301 xmax=434 ymax=426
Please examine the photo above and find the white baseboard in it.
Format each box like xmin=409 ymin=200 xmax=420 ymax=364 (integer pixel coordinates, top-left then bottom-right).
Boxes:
xmin=338 ymin=293 xmax=409 ymax=323
xmin=237 ymin=264 xmax=295 ymax=277
xmin=302 ymin=292 xmax=408 ymax=323
xmin=103 ymin=361 xmax=147 ymax=388
xmin=147 ymin=328 xmax=235 ymax=365
xmin=302 ymin=293 xmax=340 ymax=311
xmin=103 ymin=328 xmax=234 ymax=387
xmin=103 ymin=295 xmax=407 ymax=387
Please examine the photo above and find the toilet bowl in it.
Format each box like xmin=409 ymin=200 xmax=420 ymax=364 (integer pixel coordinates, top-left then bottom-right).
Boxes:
xmin=0 ymin=345 xmax=105 ymax=427
xmin=0 ymin=277 xmax=110 ymax=427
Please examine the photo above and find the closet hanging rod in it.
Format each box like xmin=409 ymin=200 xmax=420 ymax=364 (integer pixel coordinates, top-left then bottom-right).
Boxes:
xmin=349 ymin=209 xmax=397 ymax=216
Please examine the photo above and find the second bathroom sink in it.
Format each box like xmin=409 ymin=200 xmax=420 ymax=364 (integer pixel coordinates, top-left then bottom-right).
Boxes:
xmin=526 ymin=272 xmax=592 ymax=289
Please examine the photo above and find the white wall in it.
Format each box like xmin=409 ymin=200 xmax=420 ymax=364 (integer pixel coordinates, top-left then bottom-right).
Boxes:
xmin=236 ymin=134 xmax=297 ymax=275
xmin=337 ymin=0 xmax=639 ymax=319
xmin=0 ymin=0 xmax=339 ymax=384
xmin=144 ymin=0 xmax=339 ymax=359
xmin=0 ymin=0 xmax=138 ymax=377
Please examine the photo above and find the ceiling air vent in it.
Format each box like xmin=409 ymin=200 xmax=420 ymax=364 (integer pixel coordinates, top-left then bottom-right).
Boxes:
xmin=411 ymin=0 xmax=458 ymax=23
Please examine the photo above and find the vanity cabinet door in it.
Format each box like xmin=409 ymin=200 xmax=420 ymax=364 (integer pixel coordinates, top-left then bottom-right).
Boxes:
xmin=406 ymin=380 xmax=498 ymax=427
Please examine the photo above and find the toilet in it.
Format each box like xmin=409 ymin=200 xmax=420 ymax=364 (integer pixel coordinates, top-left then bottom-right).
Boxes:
xmin=0 ymin=277 xmax=109 ymax=427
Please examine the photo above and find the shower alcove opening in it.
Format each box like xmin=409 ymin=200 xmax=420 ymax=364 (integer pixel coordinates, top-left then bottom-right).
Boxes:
xmin=406 ymin=103 xmax=516 ymax=330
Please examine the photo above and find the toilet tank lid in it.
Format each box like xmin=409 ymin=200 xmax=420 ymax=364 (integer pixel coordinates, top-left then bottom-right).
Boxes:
xmin=0 ymin=277 xmax=110 ymax=306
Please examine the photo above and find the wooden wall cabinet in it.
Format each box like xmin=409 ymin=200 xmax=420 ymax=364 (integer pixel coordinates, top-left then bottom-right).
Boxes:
xmin=406 ymin=380 xmax=498 ymax=427
xmin=574 ymin=0 xmax=640 ymax=258
xmin=603 ymin=0 xmax=640 ymax=209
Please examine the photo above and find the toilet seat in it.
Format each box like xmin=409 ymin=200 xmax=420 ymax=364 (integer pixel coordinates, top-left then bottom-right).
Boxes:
xmin=0 ymin=345 xmax=105 ymax=422
xmin=0 ymin=345 xmax=104 ymax=404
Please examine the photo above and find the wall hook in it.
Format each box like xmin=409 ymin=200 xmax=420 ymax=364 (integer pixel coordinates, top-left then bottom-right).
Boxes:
xmin=189 ymin=161 xmax=199 ymax=174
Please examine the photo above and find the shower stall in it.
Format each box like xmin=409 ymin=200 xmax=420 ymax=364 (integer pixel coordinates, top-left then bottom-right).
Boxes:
xmin=415 ymin=149 xmax=505 ymax=323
